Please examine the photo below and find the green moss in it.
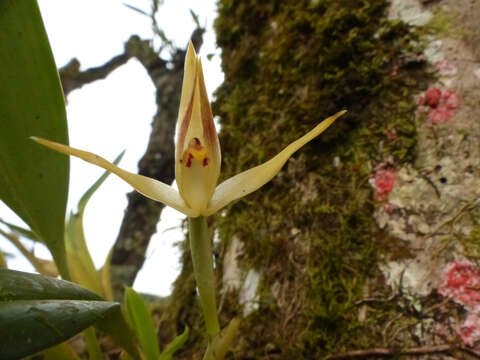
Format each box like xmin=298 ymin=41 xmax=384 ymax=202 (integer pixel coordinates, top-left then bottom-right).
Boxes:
xmin=425 ymin=7 xmax=458 ymax=38
xmin=166 ymin=0 xmax=436 ymax=358
xmin=212 ymin=0 xmax=434 ymax=357
xmin=461 ymin=224 xmax=480 ymax=260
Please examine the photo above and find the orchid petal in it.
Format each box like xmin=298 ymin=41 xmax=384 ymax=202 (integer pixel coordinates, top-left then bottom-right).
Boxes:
xmin=205 ymin=111 xmax=346 ymax=215
xmin=30 ymin=137 xmax=199 ymax=217
xmin=174 ymin=41 xmax=220 ymax=213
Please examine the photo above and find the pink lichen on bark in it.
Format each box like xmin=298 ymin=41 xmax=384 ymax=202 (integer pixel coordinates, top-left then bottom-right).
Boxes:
xmin=383 ymin=202 xmax=395 ymax=213
xmin=418 ymin=87 xmax=460 ymax=125
xmin=423 ymin=87 xmax=442 ymax=107
xmin=370 ymin=168 xmax=396 ymax=201
xmin=439 ymin=261 xmax=480 ymax=346
xmin=458 ymin=312 xmax=480 ymax=347
xmin=438 ymin=261 xmax=480 ymax=308
xmin=435 ymin=60 xmax=458 ymax=77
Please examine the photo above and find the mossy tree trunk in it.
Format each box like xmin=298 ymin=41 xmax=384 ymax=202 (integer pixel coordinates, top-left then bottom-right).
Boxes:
xmin=163 ymin=0 xmax=480 ymax=359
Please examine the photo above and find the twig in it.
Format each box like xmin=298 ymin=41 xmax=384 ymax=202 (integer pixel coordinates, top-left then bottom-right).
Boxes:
xmin=327 ymin=344 xmax=465 ymax=359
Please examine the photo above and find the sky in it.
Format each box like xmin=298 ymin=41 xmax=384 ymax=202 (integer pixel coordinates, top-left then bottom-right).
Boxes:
xmin=0 ymin=0 xmax=223 ymax=296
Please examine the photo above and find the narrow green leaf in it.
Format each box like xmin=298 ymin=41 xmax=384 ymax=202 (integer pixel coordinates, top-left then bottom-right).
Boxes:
xmin=0 ymin=299 xmax=119 ymax=360
xmin=65 ymin=152 xmax=124 ymax=296
xmin=65 ymin=213 xmax=104 ymax=295
xmin=77 ymin=151 xmax=125 ymax=214
xmin=159 ymin=326 xmax=189 ymax=360
xmin=42 ymin=342 xmax=82 ymax=360
xmin=125 ymin=287 xmax=160 ymax=360
xmin=0 ymin=0 xmax=70 ymax=278
xmin=100 ymin=248 xmax=115 ymax=301
xmin=84 ymin=327 xmax=105 ymax=360
xmin=0 ymin=218 xmax=40 ymax=242
xmin=96 ymin=307 xmax=142 ymax=360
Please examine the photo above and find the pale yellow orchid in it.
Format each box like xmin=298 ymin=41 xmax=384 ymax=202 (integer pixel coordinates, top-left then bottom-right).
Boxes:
xmin=32 ymin=42 xmax=345 ymax=218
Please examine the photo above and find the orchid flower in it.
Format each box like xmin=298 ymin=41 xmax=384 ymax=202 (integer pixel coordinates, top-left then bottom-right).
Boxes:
xmin=32 ymin=42 xmax=345 ymax=218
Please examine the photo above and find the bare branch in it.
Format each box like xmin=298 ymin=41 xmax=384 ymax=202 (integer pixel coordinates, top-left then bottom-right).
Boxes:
xmin=59 ymin=53 xmax=131 ymax=96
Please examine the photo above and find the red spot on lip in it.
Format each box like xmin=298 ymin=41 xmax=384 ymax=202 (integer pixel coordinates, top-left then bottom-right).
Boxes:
xmin=186 ymin=153 xmax=193 ymax=168
xmin=203 ymin=158 xmax=208 ymax=167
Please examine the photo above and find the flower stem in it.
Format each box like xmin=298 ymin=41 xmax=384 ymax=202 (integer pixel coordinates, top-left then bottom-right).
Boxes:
xmin=188 ymin=216 xmax=220 ymax=338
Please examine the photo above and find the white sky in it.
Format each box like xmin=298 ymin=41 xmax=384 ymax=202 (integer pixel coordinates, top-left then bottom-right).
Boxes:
xmin=0 ymin=0 xmax=223 ymax=296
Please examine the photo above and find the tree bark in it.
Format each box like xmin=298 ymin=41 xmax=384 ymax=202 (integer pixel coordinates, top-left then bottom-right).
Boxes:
xmin=165 ymin=0 xmax=480 ymax=358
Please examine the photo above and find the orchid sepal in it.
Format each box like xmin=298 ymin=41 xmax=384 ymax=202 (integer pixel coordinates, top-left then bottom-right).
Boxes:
xmin=204 ymin=110 xmax=346 ymax=215
xmin=30 ymin=137 xmax=200 ymax=218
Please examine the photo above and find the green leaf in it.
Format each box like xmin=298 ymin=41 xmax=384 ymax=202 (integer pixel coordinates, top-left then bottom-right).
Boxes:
xmin=0 ymin=269 xmax=102 ymax=301
xmin=0 ymin=269 xmax=116 ymax=359
xmin=0 ymin=270 xmax=142 ymax=360
xmin=84 ymin=327 xmax=104 ymax=360
xmin=125 ymin=287 xmax=160 ymax=360
xmin=42 ymin=342 xmax=82 ymax=360
xmin=0 ymin=299 xmax=118 ymax=360
xmin=77 ymin=151 xmax=125 ymax=214
xmin=0 ymin=218 xmax=40 ymax=242
xmin=96 ymin=307 xmax=142 ymax=360
xmin=100 ymin=247 xmax=115 ymax=301
xmin=65 ymin=152 xmax=124 ymax=296
xmin=159 ymin=326 xmax=189 ymax=360
xmin=64 ymin=211 xmax=104 ymax=295
xmin=0 ymin=0 xmax=70 ymax=278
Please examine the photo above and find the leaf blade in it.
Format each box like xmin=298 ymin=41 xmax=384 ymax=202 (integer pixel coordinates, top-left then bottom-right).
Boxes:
xmin=159 ymin=326 xmax=189 ymax=360
xmin=125 ymin=287 xmax=161 ymax=360
xmin=0 ymin=0 xmax=69 ymax=278
xmin=0 ymin=269 xmax=102 ymax=301
xmin=0 ymin=299 xmax=119 ymax=360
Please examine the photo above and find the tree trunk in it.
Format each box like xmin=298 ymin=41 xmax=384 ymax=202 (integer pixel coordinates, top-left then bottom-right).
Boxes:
xmin=164 ymin=0 xmax=480 ymax=358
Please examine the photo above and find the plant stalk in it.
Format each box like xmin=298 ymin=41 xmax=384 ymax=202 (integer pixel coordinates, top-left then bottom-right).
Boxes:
xmin=188 ymin=216 xmax=220 ymax=338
